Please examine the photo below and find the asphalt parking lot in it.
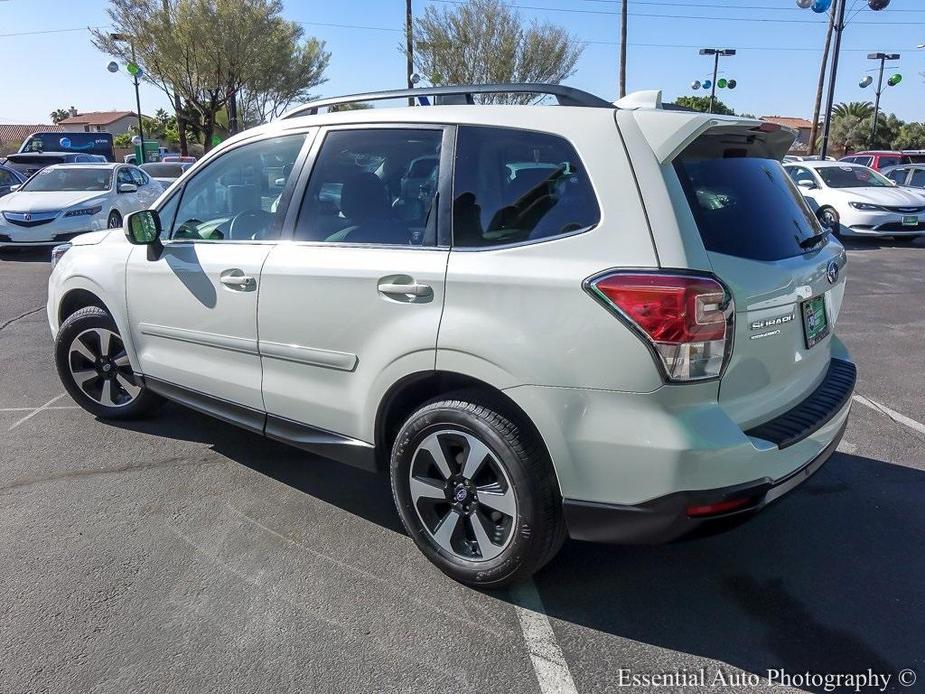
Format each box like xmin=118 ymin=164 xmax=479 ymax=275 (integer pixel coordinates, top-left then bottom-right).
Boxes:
xmin=1 ymin=238 xmax=923 ymax=694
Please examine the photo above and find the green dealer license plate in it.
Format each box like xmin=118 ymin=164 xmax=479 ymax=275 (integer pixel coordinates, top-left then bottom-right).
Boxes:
xmin=902 ymin=215 xmax=918 ymax=226
xmin=802 ymin=294 xmax=830 ymax=349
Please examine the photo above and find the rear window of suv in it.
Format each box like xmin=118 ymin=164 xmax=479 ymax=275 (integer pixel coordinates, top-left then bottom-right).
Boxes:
xmin=674 ymin=154 xmax=822 ymax=261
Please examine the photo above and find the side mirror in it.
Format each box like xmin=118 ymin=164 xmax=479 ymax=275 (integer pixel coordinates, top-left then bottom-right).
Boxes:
xmin=797 ymin=179 xmax=817 ymax=189
xmin=9 ymin=184 xmax=20 ymax=193
xmin=125 ymin=209 xmax=161 ymax=245
xmin=118 ymin=183 xmax=138 ymax=194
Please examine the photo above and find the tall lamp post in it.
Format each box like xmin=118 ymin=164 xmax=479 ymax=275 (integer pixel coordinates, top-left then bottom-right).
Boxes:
xmin=698 ymin=49 xmax=736 ymax=114
xmin=797 ymin=0 xmax=892 ymax=158
xmin=110 ymin=33 xmax=144 ymax=148
xmin=864 ymin=52 xmax=900 ymax=144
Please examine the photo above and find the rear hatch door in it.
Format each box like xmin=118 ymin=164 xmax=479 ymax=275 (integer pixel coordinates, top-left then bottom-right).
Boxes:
xmin=672 ymin=127 xmax=847 ymax=429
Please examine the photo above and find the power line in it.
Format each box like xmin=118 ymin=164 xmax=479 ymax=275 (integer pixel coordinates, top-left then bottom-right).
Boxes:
xmin=427 ymin=0 xmax=925 ymax=24
xmin=572 ymin=0 xmax=925 ymax=10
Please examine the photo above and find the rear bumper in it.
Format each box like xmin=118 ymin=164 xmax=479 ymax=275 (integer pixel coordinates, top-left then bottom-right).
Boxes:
xmin=563 ymin=415 xmax=846 ymax=544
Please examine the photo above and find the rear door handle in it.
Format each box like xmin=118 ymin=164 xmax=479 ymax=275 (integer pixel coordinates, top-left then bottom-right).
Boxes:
xmin=220 ymin=269 xmax=256 ymax=290
xmin=377 ymin=279 xmax=433 ymax=300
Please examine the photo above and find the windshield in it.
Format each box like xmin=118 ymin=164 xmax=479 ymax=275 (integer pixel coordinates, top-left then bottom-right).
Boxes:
xmin=818 ymin=165 xmax=893 ymax=189
xmin=675 ymin=155 xmax=821 ymax=261
xmin=20 ymin=132 xmax=115 ymax=161
xmin=140 ymin=163 xmax=185 ymax=178
xmin=21 ymin=167 xmax=112 ymax=192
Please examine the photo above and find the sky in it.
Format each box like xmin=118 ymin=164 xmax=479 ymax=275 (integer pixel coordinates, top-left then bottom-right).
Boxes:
xmin=0 ymin=0 xmax=923 ymax=126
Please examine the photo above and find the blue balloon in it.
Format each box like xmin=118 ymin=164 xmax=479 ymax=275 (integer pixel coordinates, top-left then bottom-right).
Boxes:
xmin=702 ymin=80 xmax=712 ymax=90
xmin=811 ymin=0 xmax=832 ymax=12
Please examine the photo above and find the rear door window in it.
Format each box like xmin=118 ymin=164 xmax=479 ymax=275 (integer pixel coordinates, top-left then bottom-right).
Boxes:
xmin=878 ymin=156 xmax=902 ymax=169
xmin=452 ymin=126 xmax=600 ymax=248
xmin=675 ymin=154 xmax=822 ymax=261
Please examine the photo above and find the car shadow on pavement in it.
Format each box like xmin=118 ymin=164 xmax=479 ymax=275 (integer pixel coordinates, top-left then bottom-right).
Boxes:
xmin=525 ymin=451 xmax=925 ymax=689
xmin=111 ymin=402 xmax=406 ymax=534
xmin=0 ymin=248 xmax=51 ymax=263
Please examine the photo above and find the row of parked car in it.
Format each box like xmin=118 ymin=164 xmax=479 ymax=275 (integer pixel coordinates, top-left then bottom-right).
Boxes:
xmin=0 ymin=136 xmax=196 ymax=250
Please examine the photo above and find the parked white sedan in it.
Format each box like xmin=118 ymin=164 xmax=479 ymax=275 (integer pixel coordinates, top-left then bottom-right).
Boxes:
xmin=785 ymin=161 xmax=925 ymax=240
xmin=0 ymin=163 xmax=162 ymax=250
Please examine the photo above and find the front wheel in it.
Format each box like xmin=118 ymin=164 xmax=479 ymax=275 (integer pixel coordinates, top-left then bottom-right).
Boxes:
xmin=817 ymin=206 xmax=840 ymax=235
xmin=107 ymin=210 xmax=123 ymax=229
xmin=390 ymin=394 xmax=566 ymax=588
xmin=55 ymin=306 xmax=162 ymax=419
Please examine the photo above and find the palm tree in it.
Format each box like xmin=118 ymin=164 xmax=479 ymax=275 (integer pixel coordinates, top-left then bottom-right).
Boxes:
xmin=827 ymin=102 xmax=876 ymax=156
xmin=831 ymin=101 xmax=875 ymax=120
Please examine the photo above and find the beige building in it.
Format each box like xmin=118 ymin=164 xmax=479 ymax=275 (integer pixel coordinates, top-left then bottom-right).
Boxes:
xmin=57 ymin=111 xmax=141 ymax=137
xmin=760 ymin=116 xmax=817 ymax=154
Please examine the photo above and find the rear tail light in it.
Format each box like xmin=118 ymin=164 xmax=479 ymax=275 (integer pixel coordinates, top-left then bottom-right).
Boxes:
xmin=586 ymin=272 xmax=734 ymax=382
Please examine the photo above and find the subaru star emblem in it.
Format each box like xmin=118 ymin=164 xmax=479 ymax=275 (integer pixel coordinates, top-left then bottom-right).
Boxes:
xmin=826 ymin=260 xmax=839 ymax=285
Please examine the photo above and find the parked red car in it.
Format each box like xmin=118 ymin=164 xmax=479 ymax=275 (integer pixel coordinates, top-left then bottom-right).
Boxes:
xmin=840 ymin=151 xmax=912 ymax=171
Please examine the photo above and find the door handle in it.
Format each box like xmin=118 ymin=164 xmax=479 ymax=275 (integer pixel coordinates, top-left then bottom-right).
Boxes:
xmin=377 ymin=281 xmax=432 ymax=298
xmin=220 ymin=270 xmax=256 ymax=290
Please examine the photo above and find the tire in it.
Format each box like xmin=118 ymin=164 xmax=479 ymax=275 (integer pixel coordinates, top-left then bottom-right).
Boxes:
xmin=55 ymin=306 xmax=162 ymax=419
xmin=390 ymin=393 xmax=566 ymax=588
xmin=817 ymin=206 xmax=840 ymax=234
xmin=107 ymin=210 xmax=122 ymax=229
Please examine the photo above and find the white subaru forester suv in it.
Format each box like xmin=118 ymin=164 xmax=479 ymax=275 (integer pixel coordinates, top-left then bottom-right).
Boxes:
xmin=47 ymin=84 xmax=855 ymax=587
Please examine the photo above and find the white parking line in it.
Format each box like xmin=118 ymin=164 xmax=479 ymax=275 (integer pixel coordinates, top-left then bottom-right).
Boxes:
xmin=0 ymin=406 xmax=79 ymax=413
xmin=8 ymin=394 xmax=67 ymax=430
xmin=511 ymin=580 xmax=579 ymax=694
xmin=853 ymin=395 xmax=925 ymax=437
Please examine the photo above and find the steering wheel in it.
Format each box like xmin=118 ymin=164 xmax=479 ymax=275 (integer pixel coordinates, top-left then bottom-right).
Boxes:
xmin=227 ymin=209 xmax=275 ymax=240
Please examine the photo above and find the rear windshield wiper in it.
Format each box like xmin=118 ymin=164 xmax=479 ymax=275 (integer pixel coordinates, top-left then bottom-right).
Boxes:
xmin=799 ymin=228 xmax=829 ymax=250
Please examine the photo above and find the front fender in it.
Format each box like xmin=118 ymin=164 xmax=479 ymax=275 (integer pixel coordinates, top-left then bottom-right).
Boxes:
xmin=48 ymin=247 xmax=137 ymax=372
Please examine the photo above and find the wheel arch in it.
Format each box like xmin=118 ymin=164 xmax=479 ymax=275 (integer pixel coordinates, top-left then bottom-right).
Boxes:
xmin=59 ymin=287 xmax=110 ymax=326
xmin=373 ymin=370 xmax=563 ymax=492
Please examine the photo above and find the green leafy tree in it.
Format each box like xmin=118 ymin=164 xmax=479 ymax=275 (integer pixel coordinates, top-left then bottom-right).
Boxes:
xmin=672 ymin=95 xmax=735 ymax=116
xmin=867 ymin=112 xmax=903 ymax=151
xmin=92 ymin=0 xmax=329 ymax=151
xmin=893 ymin=122 xmax=925 ymax=151
xmin=412 ymin=0 xmax=583 ymax=104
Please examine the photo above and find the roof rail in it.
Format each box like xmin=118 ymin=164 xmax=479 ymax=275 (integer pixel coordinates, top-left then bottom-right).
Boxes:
xmin=280 ymin=83 xmax=613 ymax=119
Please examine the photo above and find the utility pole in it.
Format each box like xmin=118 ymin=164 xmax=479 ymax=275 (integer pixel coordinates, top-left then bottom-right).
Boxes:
xmin=619 ymin=0 xmax=627 ymax=98
xmin=406 ymin=0 xmax=415 ymax=106
xmin=867 ymin=52 xmax=900 ymax=146
xmin=819 ymin=0 xmax=846 ymax=160
xmin=111 ymin=34 xmax=145 ymax=148
xmin=699 ymin=48 xmax=735 ymax=114
xmin=809 ymin=9 xmax=835 ymax=156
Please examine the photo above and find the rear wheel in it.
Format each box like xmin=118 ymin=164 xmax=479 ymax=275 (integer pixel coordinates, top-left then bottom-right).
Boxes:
xmin=107 ymin=210 xmax=122 ymax=229
xmin=55 ymin=306 xmax=162 ymax=419
xmin=817 ymin=206 xmax=840 ymax=234
xmin=390 ymin=394 xmax=566 ymax=588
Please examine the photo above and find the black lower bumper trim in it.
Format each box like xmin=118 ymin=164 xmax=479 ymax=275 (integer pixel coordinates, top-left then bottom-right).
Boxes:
xmin=564 ymin=416 xmax=847 ymax=544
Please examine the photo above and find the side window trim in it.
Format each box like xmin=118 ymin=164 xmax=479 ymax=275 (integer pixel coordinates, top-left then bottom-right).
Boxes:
xmin=164 ymin=128 xmax=315 ymax=244
xmin=281 ymin=123 xmax=452 ymax=249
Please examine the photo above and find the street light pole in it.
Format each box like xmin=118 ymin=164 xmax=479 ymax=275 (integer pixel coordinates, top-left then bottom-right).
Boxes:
xmin=867 ymin=52 xmax=900 ymax=145
xmin=699 ymin=48 xmax=736 ymax=114
xmin=405 ymin=0 xmax=415 ymax=106
xmin=130 ymin=42 xmax=145 ymax=146
xmin=110 ymin=33 xmax=144 ymax=148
